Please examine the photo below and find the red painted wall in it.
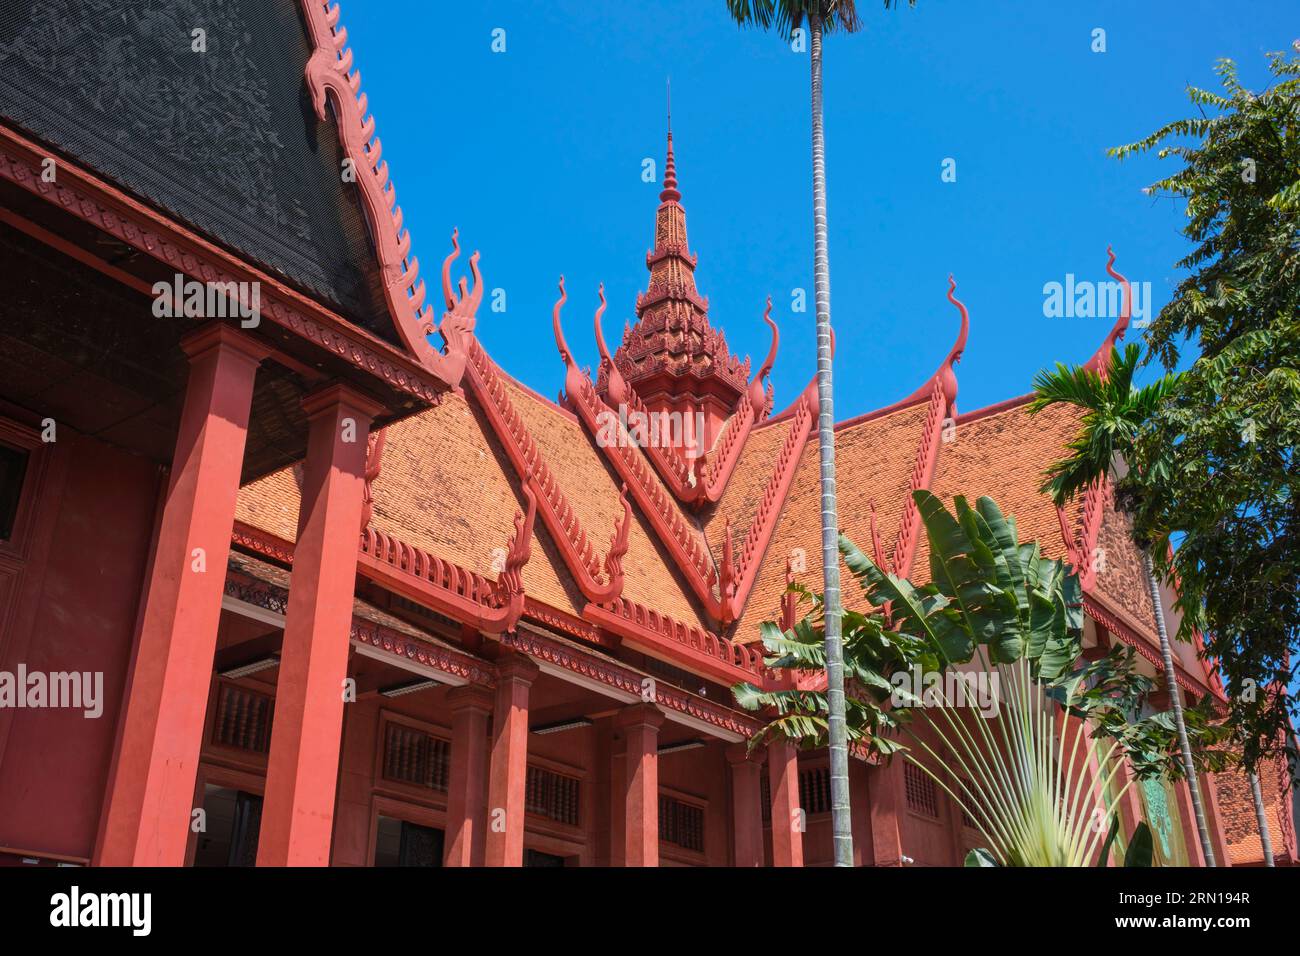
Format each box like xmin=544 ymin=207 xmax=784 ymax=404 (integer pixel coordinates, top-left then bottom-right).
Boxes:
xmin=0 ymin=431 xmax=159 ymax=861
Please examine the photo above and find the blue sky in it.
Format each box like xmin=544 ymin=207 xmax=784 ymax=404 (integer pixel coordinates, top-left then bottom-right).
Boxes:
xmin=342 ymin=0 xmax=1295 ymax=417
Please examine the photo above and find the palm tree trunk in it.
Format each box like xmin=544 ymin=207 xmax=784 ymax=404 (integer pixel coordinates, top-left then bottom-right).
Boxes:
xmin=1250 ymin=771 xmax=1275 ymax=866
xmin=1141 ymin=550 xmax=1216 ymax=865
xmin=808 ymin=12 xmax=852 ymax=868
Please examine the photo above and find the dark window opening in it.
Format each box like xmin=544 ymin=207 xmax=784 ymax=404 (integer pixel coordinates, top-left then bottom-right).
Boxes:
xmin=523 ymin=849 xmax=567 ymax=867
xmin=193 ymin=786 xmax=262 ymax=867
xmin=374 ymin=816 xmax=444 ymax=867
xmin=0 ymin=444 xmax=29 ymax=541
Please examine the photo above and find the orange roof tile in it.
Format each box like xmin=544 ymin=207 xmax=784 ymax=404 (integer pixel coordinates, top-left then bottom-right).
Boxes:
xmin=731 ymin=400 xmax=933 ymax=639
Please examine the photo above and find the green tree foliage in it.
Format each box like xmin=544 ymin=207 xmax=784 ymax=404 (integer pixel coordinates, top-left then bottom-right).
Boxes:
xmin=732 ymin=492 xmax=1227 ymax=864
xmin=1108 ymin=47 xmax=1299 ymax=769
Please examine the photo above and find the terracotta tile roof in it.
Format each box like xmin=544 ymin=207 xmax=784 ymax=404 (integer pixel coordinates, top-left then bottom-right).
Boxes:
xmin=914 ymin=398 xmax=1084 ymax=581
xmin=236 ymin=343 xmax=1225 ymax=698
xmin=702 ymin=412 xmax=796 ymax=561
xmin=1216 ymin=753 xmax=1298 ymax=865
xmin=730 ymin=401 xmax=933 ymax=639
xmin=497 ymin=375 xmax=708 ymax=627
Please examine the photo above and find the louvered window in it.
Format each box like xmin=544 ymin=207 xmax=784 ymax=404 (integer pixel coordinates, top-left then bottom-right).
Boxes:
xmin=659 ymin=795 xmax=705 ymax=852
xmin=525 ymin=766 xmax=580 ymax=826
xmin=905 ymin=763 xmax=940 ymax=817
xmin=382 ymin=723 xmax=450 ymax=792
xmin=800 ymin=766 xmax=832 ymax=816
xmin=212 ymin=683 xmax=273 ymax=753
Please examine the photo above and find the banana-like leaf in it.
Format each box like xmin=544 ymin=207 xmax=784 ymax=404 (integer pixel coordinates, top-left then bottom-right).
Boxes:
xmin=1124 ymin=822 xmax=1154 ymax=867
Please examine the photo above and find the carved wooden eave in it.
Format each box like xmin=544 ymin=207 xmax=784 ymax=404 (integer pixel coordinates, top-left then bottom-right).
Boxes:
xmin=498 ymin=626 xmax=762 ymax=741
xmin=1082 ymin=591 xmax=1219 ymax=701
xmin=232 ymin=488 xmax=539 ymax=636
xmin=299 ymin=0 xmax=476 ymax=389
xmin=463 ymin=324 xmax=632 ymax=606
xmin=358 ymin=490 xmax=535 ymax=635
xmin=223 ymin=567 xmax=497 ymax=686
xmin=0 ymin=123 xmax=448 ymax=406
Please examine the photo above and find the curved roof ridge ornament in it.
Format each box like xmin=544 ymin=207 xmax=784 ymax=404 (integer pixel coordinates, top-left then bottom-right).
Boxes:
xmin=439 ymin=228 xmax=482 ymax=357
xmin=747 ymin=297 xmax=779 ymax=418
xmin=859 ymin=275 xmax=970 ymax=421
xmin=495 ymin=476 xmax=538 ymax=624
xmin=552 ymin=275 xmax=573 ymax=366
xmin=300 ymin=1 xmax=471 ymax=388
xmin=604 ymin=483 xmax=632 ymax=586
xmin=1085 ymin=246 xmax=1131 ymax=379
xmin=937 ymin=274 xmax=970 ymax=414
xmin=593 ymin=283 xmax=629 ymax=408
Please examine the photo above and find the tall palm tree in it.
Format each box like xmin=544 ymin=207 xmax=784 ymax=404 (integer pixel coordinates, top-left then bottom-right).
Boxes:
xmin=1029 ymin=343 xmax=1218 ymax=866
xmin=725 ymin=0 xmax=913 ymax=868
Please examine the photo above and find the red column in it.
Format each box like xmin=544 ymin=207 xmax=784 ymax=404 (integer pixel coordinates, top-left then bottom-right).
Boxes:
xmin=443 ymin=683 xmax=493 ymax=866
xmin=96 ymin=324 xmax=268 ymax=866
xmin=726 ymin=743 xmax=764 ymax=867
xmin=867 ymin=760 xmax=904 ymax=866
xmin=1201 ymin=773 xmax=1232 ymax=868
xmin=485 ymin=654 xmax=539 ymax=867
xmin=618 ymin=703 xmax=665 ymax=867
xmin=849 ymin=758 xmax=872 ymax=866
xmin=767 ymin=738 xmax=804 ymax=867
xmin=1173 ymin=774 xmax=1209 ymax=866
xmin=256 ymin=383 xmax=383 ymax=866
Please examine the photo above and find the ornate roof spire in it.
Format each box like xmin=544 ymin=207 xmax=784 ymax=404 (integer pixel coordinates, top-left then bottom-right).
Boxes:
xmin=661 ymin=79 xmax=680 ymax=203
xmin=596 ymin=108 xmax=751 ymax=421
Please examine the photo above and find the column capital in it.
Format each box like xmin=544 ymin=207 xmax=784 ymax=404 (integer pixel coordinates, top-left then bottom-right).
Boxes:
xmin=447 ymin=683 xmax=496 ymax=715
xmin=180 ymin=321 xmax=272 ymax=365
xmin=616 ymin=702 xmax=665 ymax=732
xmin=300 ymin=381 xmax=387 ymax=422
xmin=726 ymin=742 xmax=765 ymax=767
xmin=495 ymin=653 xmax=540 ymax=686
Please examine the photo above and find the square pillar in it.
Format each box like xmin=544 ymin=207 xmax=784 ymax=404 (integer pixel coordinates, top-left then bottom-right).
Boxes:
xmin=867 ymin=759 xmax=904 ymax=866
xmin=1201 ymin=772 xmax=1232 ymax=868
xmin=617 ymin=703 xmax=665 ymax=867
xmin=726 ymin=743 xmax=765 ymax=867
xmin=443 ymin=683 xmax=493 ymax=866
xmin=767 ymin=737 xmax=804 ymax=867
xmin=256 ymin=383 xmax=383 ymax=866
xmin=1173 ymin=773 xmax=1209 ymax=867
xmin=485 ymin=654 xmax=539 ymax=867
xmin=849 ymin=758 xmax=873 ymax=866
xmin=96 ymin=324 xmax=268 ymax=866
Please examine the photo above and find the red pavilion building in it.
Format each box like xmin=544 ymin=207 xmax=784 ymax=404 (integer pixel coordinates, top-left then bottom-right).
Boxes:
xmin=0 ymin=0 xmax=1289 ymax=867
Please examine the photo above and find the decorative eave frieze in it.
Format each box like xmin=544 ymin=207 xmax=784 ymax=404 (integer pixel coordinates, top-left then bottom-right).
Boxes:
xmin=0 ymin=123 xmax=448 ymax=405
xmin=223 ymin=567 xmax=496 ymax=686
xmin=586 ymin=597 xmax=770 ymax=686
xmin=499 ymin=625 xmax=761 ymax=740
xmin=1083 ymin=591 xmax=1218 ymax=703
xmin=357 ymin=486 xmax=536 ymax=635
